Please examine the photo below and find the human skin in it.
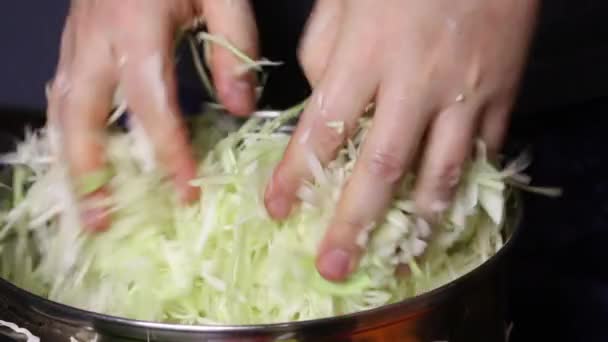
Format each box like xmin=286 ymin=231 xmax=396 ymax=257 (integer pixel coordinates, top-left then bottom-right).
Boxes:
xmin=46 ymin=0 xmax=259 ymax=229
xmin=265 ymin=0 xmax=540 ymax=281
xmin=48 ymin=0 xmax=540 ymax=282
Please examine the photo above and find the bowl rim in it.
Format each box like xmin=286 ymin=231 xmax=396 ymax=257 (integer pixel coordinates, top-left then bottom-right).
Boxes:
xmin=0 ymin=112 xmax=523 ymax=337
xmin=0 ymin=198 xmax=522 ymax=336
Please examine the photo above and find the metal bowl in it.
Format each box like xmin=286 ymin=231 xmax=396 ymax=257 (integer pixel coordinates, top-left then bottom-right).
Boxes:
xmin=0 ymin=113 xmax=521 ymax=342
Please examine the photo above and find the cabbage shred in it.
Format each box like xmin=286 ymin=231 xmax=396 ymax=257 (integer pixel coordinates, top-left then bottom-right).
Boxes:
xmin=0 ymin=30 xmax=530 ymax=325
xmin=0 ymin=103 xmax=517 ymax=325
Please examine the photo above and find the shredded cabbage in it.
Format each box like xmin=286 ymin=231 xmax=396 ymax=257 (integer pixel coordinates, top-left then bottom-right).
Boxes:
xmin=0 ymin=103 xmax=524 ymax=325
xmin=0 ymin=28 xmax=556 ymax=326
xmin=0 ymin=319 xmax=40 ymax=342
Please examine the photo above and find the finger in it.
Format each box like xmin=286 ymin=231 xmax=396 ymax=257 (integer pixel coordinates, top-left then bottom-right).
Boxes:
xmin=316 ymin=80 xmax=433 ymax=281
xmin=479 ymin=105 xmax=510 ymax=158
xmin=115 ymin=12 xmax=199 ymax=204
xmin=264 ymin=31 xmax=381 ymax=220
xmin=54 ymin=17 xmax=118 ymax=231
xmin=298 ymin=0 xmax=343 ymax=86
xmin=203 ymin=0 xmax=259 ymax=116
xmin=412 ymin=103 xmax=480 ymax=220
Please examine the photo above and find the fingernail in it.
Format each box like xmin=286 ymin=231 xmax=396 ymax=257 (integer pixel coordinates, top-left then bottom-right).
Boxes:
xmin=81 ymin=191 xmax=111 ymax=232
xmin=318 ymin=249 xmax=352 ymax=281
xmin=223 ymin=79 xmax=254 ymax=116
xmin=265 ymin=169 xmax=292 ymax=219
xmin=233 ymin=79 xmax=251 ymax=95
xmin=266 ymin=196 xmax=291 ymax=220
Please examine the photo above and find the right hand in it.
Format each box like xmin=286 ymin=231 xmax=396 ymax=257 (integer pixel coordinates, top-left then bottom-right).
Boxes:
xmin=47 ymin=0 xmax=259 ymax=231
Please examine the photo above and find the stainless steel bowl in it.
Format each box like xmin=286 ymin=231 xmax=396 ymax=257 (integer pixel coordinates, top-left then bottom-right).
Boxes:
xmin=0 ymin=114 xmax=521 ymax=342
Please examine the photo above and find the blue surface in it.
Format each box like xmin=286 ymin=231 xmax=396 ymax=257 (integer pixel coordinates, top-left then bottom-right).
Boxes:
xmin=0 ymin=1 xmax=69 ymax=111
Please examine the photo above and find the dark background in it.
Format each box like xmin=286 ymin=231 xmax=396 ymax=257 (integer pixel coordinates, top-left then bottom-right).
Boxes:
xmin=1 ymin=0 xmax=607 ymax=115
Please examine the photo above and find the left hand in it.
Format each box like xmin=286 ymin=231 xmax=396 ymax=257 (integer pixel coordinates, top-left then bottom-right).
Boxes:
xmin=264 ymin=0 xmax=540 ymax=281
xmin=46 ymin=0 xmax=258 ymax=231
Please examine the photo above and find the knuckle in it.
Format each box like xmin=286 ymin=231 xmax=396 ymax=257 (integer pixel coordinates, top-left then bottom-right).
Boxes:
xmin=366 ymin=149 xmax=405 ymax=183
xmin=50 ymin=72 xmax=72 ymax=101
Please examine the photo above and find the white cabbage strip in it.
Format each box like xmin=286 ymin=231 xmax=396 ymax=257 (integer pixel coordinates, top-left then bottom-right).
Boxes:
xmin=0 ymin=320 xmax=40 ymax=342
xmin=0 ymin=105 xmax=532 ymax=325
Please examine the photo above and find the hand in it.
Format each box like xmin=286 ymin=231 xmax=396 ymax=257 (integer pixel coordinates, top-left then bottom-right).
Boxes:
xmin=265 ymin=0 xmax=539 ymax=281
xmin=47 ymin=0 xmax=258 ymax=231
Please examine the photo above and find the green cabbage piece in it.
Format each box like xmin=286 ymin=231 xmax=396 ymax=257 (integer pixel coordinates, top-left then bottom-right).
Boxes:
xmin=0 ymin=103 xmax=520 ymax=325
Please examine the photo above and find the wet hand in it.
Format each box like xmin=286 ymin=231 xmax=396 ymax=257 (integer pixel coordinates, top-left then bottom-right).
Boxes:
xmin=265 ymin=0 xmax=539 ymax=281
xmin=47 ymin=0 xmax=258 ymax=231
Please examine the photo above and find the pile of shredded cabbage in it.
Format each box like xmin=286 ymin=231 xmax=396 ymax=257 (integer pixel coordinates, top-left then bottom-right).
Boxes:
xmin=0 ymin=101 xmax=529 ymax=325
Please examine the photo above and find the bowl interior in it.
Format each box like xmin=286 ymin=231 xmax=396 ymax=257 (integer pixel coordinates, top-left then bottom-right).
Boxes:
xmin=0 ymin=110 xmax=521 ymax=341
